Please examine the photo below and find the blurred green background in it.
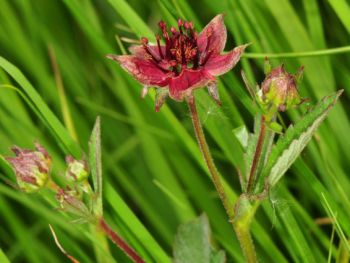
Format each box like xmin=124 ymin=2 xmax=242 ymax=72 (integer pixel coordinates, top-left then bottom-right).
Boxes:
xmin=0 ymin=0 xmax=350 ymax=262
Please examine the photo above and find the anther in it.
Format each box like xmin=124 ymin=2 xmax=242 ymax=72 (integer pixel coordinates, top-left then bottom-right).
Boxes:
xmin=156 ymin=35 xmax=164 ymax=59
xmin=141 ymin=37 xmax=149 ymax=45
xmin=178 ymin=18 xmax=183 ymax=34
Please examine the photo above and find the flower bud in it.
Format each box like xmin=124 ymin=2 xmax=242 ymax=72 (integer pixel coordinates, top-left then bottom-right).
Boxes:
xmin=260 ymin=64 xmax=303 ymax=112
xmin=65 ymin=156 xmax=89 ymax=183
xmin=6 ymin=143 xmax=51 ymax=193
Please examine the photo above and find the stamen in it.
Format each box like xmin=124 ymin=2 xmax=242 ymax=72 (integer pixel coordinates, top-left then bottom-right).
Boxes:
xmin=141 ymin=37 xmax=149 ymax=45
xmin=159 ymin=20 xmax=171 ymax=57
xmin=170 ymin=26 xmax=177 ymax=35
xmin=178 ymin=18 xmax=183 ymax=34
xmin=141 ymin=37 xmax=160 ymax=62
xmin=156 ymin=35 xmax=164 ymax=59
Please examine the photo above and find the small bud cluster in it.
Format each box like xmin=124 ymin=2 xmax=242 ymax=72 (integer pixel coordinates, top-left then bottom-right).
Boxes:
xmin=5 ymin=142 xmax=92 ymax=220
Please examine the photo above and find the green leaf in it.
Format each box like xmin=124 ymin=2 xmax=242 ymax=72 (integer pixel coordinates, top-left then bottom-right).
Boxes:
xmin=0 ymin=57 xmax=82 ymax=158
xmin=0 ymin=155 xmax=15 ymax=181
xmin=0 ymin=249 xmax=11 ymax=263
xmin=321 ymin=193 xmax=350 ymax=254
xmin=210 ymin=250 xmax=226 ymax=263
xmin=89 ymin=116 xmax=103 ymax=216
xmin=173 ymin=214 xmax=211 ymax=263
xmin=262 ymin=90 xmax=343 ymax=188
xmin=233 ymin=125 xmax=249 ymax=150
xmin=173 ymin=214 xmax=225 ymax=263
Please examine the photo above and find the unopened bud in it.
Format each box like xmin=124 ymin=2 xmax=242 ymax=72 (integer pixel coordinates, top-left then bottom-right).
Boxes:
xmin=6 ymin=143 xmax=51 ymax=193
xmin=260 ymin=65 xmax=303 ymax=112
xmin=65 ymin=156 xmax=89 ymax=183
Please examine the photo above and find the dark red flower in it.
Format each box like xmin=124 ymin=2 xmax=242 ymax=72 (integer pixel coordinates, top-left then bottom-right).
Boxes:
xmin=107 ymin=14 xmax=248 ymax=111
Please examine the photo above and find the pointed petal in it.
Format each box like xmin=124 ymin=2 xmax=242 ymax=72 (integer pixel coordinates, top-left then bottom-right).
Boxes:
xmin=107 ymin=54 xmax=170 ymax=86
xmin=207 ymin=82 xmax=221 ymax=106
xmin=197 ymin=14 xmax=227 ymax=57
xmin=169 ymin=69 xmax=214 ymax=101
xmin=129 ymin=45 xmax=166 ymax=60
xmin=204 ymin=44 xmax=247 ymax=76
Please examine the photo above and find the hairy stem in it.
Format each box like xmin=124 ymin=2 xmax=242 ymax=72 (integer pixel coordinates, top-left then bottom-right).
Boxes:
xmin=233 ymin=196 xmax=261 ymax=263
xmin=234 ymin=224 xmax=257 ymax=263
xmin=247 ymin=116 xmax=266 ymax=193
xmin=187 ymin=96 xmax=259 ymax=262
xmin=99 ymin=218 xmax=145 ymax=263
xmin=187 ymin=96 xmax=234 ymax=222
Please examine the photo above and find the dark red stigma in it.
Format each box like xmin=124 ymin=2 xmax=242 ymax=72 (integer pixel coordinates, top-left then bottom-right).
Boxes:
xmin=140 ymin=19 xmax=200 ymax=75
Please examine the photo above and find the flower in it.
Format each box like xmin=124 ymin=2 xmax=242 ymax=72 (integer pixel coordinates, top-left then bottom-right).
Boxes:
xmin=6 ymin=143 xmax=51 ymax=193
xmin=107 ymin=14 xmax=248 ymax=111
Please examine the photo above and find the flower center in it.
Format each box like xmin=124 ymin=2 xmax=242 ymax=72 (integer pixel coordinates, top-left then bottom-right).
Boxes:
xmin=141 ymin=19 xmax=202 ymax=75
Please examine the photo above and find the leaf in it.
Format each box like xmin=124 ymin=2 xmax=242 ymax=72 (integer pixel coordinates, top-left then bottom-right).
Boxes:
xmin=173 ymin=214 xmax=225 ymax=263
xmin=89 ymin=117 xmax=103 ymax=216
xmin=0 ymin=249 xmax=10 ymax=263
xmin=321 ymin=193 xmax=350 ymax=254
xmin=262 ymin=90 xmax=343 ymax=188
xmin=0 ymin=155 xmax=16 ymax=181
xmin=0 ymin=57 xmax=82 ymax=158
xmin=233 ymin=125 xmax=249 ymax=150
xmin=210 ymin=250 xmax=226 ymax=263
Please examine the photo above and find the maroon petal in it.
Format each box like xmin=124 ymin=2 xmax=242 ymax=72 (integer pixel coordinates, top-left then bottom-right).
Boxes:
xmin=197 ymin=14 xmax=227 ymax=59
xmin=204 ymin=44 xmax=247 ymax=76
xmin=169 ymin=69 xmax=214 ymax=101
xmin=129 ymin=45 xmax=166 ymax=61
xmin=107 ymin=54 xmax=171 ymax=86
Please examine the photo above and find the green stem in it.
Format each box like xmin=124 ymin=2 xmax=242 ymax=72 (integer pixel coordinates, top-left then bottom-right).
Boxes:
xmin=90 ymin=223 xmax=112 ymax=263
xmin=233 ymin=197 xmax=261 ymax=263
xmin=187 ymin=95 xmax=260 ymax=262
xmin=242 ymin=45 xmax=350 ymax=59
xmin=187 ymin=96 xmax=234 ymax=222
xmin=234 ymin=224 xmax=257 ymax=263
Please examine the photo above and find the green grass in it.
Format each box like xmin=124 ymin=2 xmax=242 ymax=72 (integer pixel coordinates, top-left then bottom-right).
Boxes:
xmin=0 ymin=0 xmax=350 ymax=262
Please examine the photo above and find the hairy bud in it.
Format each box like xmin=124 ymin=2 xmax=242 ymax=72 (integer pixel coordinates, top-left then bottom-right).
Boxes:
xmin=6 ymin=143 xmax=51 ymax=193
xmin=260 ymin=64 xmax=303 ymax=112
xmin=65 ymin=156 xmax=89 ymax=183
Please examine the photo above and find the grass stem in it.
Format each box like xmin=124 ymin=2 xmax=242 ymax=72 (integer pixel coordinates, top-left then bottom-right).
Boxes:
xmin=243 ymin=45 xmax=350 ymax=59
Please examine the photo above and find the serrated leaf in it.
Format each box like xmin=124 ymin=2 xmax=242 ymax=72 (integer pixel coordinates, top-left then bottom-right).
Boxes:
xmin=262 ymin=90 xmax=343 ymax=188
xmin=173 ymin=214 xmax=225 ymax=263
xmin=89 ymin=117 xmax=103 ymax=216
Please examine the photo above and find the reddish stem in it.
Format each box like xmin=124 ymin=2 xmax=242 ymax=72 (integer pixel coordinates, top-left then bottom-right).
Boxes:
xmin=99 ymin=218 xmax=145 ymax=263
xmin=187 ymin=96 xmax=234 ymax=221
xmin=246 ymin=116 xmax=266 ymax=193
